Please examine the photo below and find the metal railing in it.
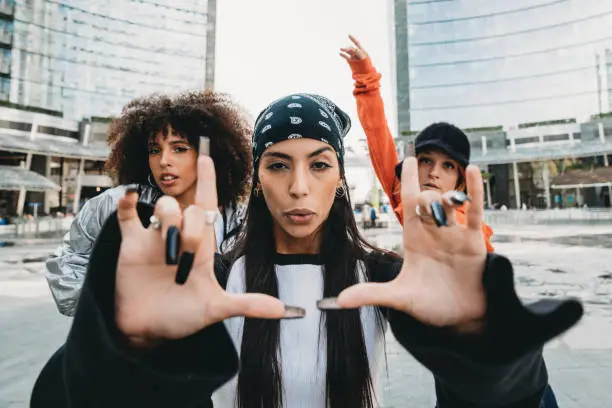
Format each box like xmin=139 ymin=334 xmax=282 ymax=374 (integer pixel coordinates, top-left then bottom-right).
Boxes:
xmin=483 ymin=208 xmax=612 ymax=225
xmin=0 ymin=208 xmax=610 ymax=240
xmin=0 ymin=216 xmax=73 ymax=239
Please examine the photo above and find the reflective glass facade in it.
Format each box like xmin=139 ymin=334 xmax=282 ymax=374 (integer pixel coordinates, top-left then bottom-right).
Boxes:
xmin=402 ymin=0 xmax=612 ymax=131
xmin=10 ymin=0 xmax=211 ymax=120
xmin=0 ymin=0 xmax=14 ymax=101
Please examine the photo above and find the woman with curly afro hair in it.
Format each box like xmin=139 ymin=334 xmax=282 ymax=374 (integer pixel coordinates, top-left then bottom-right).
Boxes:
xmin=45 ymin=90 xmax=253 ymax=316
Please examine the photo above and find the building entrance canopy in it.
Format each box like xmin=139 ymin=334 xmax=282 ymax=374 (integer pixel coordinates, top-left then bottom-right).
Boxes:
xmin=471 ymin=140 xmax=612 ymax=166
xmin=551 ymin=167 xmax=612 ymax=190
xmin=0 ymin=165 xmax=61 ymax=191
xmin=0 ymin=133 xmax=108 ymax=161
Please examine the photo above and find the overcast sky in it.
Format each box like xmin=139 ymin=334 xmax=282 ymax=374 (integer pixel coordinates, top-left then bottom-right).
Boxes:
xmin=214 ymin=0 xmax=398 ymax=151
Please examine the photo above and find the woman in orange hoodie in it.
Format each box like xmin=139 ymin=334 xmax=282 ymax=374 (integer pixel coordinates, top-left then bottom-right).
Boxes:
xmin=340 ymin=35 xmax=494 ymax=252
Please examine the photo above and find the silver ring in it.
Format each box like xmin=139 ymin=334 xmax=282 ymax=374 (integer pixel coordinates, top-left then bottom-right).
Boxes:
xmin=415 ymin=204 xmax=424 ymax=217
xmin=415 ymin=205 xmax=432 ymax=219
xmin=203 ymin=210 xmax=217 ymax=225
xmin=149 ymin=215 xmax=161 ymax=230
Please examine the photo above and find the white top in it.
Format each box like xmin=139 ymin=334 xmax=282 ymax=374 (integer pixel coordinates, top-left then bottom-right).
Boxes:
xmin=213 ymin=208 xmax=225 ymax=250
xmin=211 ymin=255 xmax=387 ymax=408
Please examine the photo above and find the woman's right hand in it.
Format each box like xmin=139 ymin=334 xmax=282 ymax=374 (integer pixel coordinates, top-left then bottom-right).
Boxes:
xmin=339 ymin=35 xmax=368 ymax=62
xmin=114 ymin=155 xmax=299 ymax=347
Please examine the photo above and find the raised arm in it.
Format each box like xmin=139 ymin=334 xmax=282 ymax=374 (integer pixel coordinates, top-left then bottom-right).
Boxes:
xmin=388 ymin=253 xmax=580 ymax=407
xmin=32 ymin=153 xmax=298 ymax=407
xmin=32 ymin=203 xmax=238 ymax=408
xmin=327 ymin=158 xmax=583 ymax=407
xmin=341 ymin=35 xmax=402 ymax=218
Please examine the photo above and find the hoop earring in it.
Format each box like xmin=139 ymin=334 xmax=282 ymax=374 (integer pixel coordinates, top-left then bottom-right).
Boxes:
xmin=335 ymin=184 xmax=347 ymax=198
xmin=148 ymin=174 xmax=157 ymax=187
xmin=253 ymin=183 xmax=262 ymax=197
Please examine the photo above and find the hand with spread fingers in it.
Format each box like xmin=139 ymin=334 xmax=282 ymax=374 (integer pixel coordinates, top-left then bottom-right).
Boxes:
xmin=114 ymin=142 xmax=298 ymax=346
xmin=330 ymin=157 xmax=488 ymax=331
xmin=339 ymin=34 xmax=368 ymax=61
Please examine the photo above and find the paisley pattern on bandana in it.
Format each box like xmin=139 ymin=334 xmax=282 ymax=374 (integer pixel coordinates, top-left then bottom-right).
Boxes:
xmin=252 ymin=93 xmax=351 ymax=165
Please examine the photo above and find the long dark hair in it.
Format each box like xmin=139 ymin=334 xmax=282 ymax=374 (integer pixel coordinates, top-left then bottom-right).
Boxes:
xmin=228 ymin=167 xmax=388 ymax=408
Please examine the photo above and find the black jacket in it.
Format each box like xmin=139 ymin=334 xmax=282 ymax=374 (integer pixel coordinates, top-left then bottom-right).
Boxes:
xmin=30 ymin=203 xmax=583 ymax=408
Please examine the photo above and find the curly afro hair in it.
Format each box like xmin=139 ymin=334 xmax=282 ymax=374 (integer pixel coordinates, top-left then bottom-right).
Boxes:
xmin=105 ymin=90 xmax=253 ymax=209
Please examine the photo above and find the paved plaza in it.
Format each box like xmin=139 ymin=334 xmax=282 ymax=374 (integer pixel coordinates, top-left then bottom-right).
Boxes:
xmin=1 ymin=223 xmax=611 ymax=407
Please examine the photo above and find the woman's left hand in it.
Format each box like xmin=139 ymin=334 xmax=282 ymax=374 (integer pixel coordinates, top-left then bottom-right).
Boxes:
xmin=326 ymin=158 xmax=488 ymax=332
xmin=339 ymin=35 xmax=368 ymax=61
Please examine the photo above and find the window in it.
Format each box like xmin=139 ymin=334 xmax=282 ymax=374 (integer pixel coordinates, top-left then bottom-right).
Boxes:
xmin=543 ymin=134 xmax=570 ymax=142
xmin=514 ymin=136 xmax=540 ymax=145
xmin=0 ymin=48 xmax=10 ymax=73
xmin=0 ymin=77 xmax=9 ymax=100
xmin=0 ymin=0 xmax=14 ymax=15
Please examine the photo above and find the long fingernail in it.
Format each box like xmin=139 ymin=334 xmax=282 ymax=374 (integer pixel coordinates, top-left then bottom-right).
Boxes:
xmin=166 ymin=226 xmax=180 ymax=265
xmin=448 ymin=191 xmax=470 ymax=205
xmin=175 ymin=252 xmax=194 ymax=285
xmin=199 ymin=136 xmax=210 ymax=156
xmin=317 ymin=297 xmax=342 ymax=310
xmin=283 ymin=306 xmax=306 ymax=319
xmin=430 ymin=201 xmax=448 ymax=227
xmin=125 ymin=184 xmax=139 ymax=194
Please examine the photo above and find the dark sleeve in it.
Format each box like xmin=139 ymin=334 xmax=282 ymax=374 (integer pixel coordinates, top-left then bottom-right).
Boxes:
xmin=30 ymin=203 xmax=238 ymax=408
xmin=369 ymin=252 xmax=583 ymax=408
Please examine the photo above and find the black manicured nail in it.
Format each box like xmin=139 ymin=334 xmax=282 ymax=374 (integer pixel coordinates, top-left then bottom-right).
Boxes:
xmin=175 ymin=252 xmax=194 ymax=285
xmin=430 ymin=201 xmax=448 ymax=227
xmin=166 ymin=226 xmax=180 ymax=265
xmin=449 ymin=191 xmax=470 ymax=205
xmin=283 ymin=306 xmax=306 ymax=319
xmin=125 ymin=184 xmax=139 ymax=194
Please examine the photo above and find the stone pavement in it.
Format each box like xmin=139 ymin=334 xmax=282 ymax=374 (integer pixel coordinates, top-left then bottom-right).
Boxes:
xmin=0 ymin=296 xmax=71 ymax=408
xmin=366 ymin=223 xmax=612 ymax=407
xmin=1 ymin=225 xmax=612 ymax=407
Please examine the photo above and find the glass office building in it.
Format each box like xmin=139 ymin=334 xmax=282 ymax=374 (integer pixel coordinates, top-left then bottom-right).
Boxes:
xmin=389 ymin=1 xmax=612 ymax=209
xmin=0 ymin=0 xmax=14 ymax=102
xmin=8 ymin=0 xmax=214 ymax=120
xmin=396 ymin=0 xmax=612 ymax=132
xmin=0 ymin=0 xmax=216 ymax=217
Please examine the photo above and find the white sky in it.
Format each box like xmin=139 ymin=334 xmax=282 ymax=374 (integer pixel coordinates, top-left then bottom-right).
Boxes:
xmin=214 ymin=0 xmax=398 ymax=152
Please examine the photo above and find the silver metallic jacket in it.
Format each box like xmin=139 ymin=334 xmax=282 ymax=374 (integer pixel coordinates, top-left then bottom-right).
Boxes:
xmin=45 ymin=184 xmax=244 ymax=316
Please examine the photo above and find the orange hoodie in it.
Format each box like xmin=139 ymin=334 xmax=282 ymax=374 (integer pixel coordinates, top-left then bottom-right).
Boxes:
xmin=349 ymin=57 xmax=494 ymax=252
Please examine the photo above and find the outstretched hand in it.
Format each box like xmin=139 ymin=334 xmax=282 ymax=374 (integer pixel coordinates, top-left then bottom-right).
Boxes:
xmin=114 ymin=153 xmax=300 ymax=346
xmin=339 ymin=35 xmax=368 ymax=61
xmin=331 ymin=158 xmax=488 ymax=331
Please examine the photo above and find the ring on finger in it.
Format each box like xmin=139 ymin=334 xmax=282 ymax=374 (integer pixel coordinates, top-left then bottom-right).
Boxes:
xmin=203 ymin=210 xmax=217 ymax=226
xmin=415 ymin=204 xmax=436 ymax=225
xmin=149 ymin=215 xmax=161 ymax=230
xmin=415 ymin=204 xmax=429 ymax=218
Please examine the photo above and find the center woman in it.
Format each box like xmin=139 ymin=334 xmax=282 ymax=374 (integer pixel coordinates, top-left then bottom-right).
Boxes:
xmin=215 ymin=93 xmax=387 ymax=407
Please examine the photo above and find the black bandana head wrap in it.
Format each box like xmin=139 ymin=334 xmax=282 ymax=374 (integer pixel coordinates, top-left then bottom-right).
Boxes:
xmin=252 ymin=93 xmax=351 ymax=165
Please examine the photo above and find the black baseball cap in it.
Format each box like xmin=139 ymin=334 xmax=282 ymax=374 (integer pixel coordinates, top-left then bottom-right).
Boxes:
xmin=395 ymin=122 xmax=470 ymax=179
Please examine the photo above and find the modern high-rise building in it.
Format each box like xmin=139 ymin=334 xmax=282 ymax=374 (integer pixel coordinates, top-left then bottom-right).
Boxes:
xmin=393 ymin=0 xmax=612 ymax=133
xmin=390 ymin=0 xmax=612 ymax=209
xmin=0 ymin=0 xmax=14 ymax=101
xmin=8 ymin=0 xmax=214 ymax=120
xmin=0 ymin=0 xmax=217 ymax=218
